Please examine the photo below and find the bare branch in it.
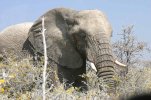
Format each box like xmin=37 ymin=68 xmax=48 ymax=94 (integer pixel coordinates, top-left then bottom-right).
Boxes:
xmin=113 ymin=25 xmax=149 ymax=68
xmin=41 ymin=16 xmax=47 ymax=100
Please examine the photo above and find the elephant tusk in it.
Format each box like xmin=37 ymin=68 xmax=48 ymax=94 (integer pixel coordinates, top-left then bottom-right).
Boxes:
xmin=115 ymin=60 xmax=126 ymax=67
xmin=90 ymin=62 xmax=97 ymax=72
xmin=87 ymin=61 xmax=97 ymax=72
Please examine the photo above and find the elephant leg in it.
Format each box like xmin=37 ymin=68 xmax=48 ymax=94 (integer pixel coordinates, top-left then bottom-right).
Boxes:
xmin=73 ymin=59 xmax=87 ymax=91
xmin=73 ymin=66 xmax=88 ymax=91
xmin=57 ymin=65 xmax=75 ymax=88
xmin=42 ymin=59 xmax=59 ymax=88
xmin=57 ymin=64 xmax=87 ymax=91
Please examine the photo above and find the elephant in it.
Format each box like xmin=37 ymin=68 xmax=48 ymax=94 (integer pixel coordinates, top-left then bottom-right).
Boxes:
xmin=0 ymin=8 xmax=126 ymax=93
xmin=22 ymin=8 xmax=126 ymax=93
xmin=0 ymin=22 xmax=33 ymax=56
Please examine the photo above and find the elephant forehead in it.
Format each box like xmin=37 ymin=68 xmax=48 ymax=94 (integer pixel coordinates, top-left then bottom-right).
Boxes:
xmin=76 ymin=10 xmax=105 ymax=19
xmin=76 ymin=10 xmax=112 ymax=37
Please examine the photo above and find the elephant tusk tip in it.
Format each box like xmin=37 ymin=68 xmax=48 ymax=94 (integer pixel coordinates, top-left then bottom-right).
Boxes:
xmin=115 ymin=60 xmax=127 ymax=67
xmin=87 ymin=61 xmax=97 ymax=72
xmin=90 ymin=62 xmax=97 ymax=72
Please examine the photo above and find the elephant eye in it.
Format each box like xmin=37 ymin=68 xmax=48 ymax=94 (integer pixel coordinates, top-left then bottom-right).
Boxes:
xmin=66 ymin=19 xmax=78 ymax=26
xmin=66 ymin=19 xmax=74 ymax=25
xmin=79 ymin=30 xmax=86 ymax=38
xmin=80 ymin=32 xmax=86 ymax=38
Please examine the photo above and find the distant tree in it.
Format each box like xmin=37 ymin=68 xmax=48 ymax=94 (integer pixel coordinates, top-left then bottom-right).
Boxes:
xmin=113 ymin=25 xmax=150 ymax=70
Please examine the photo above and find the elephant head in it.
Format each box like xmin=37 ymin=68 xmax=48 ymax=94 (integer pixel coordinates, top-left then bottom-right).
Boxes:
xmin=24 ymin=8 xmax=126 ymax=92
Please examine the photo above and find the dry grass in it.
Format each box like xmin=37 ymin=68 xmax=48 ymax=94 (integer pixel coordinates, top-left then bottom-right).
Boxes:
xmin=0 ymin=53 xmax=151 ymax=100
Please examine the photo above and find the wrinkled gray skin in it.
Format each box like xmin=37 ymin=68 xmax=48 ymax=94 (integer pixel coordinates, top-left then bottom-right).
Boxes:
xmin=0 ymin=22 xmax=33 ymax=54
xmin=23 ymin=8 xmax=117 ymax=92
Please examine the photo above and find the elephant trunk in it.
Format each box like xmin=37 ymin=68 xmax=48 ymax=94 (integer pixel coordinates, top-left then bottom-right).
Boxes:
xmin=87 ymin=35 xmax=116 ymax=93
xmin=97 ymin=41 xmax=116 ymax=92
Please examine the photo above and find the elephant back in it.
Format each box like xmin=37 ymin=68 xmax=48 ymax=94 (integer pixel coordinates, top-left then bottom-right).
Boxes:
xmin=0 ymin=22 xmax=33 ymax=53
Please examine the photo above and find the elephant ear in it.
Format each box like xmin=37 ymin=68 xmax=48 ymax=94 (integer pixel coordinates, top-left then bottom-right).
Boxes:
xmin=27 ymin=8 xmax=83 ymax=68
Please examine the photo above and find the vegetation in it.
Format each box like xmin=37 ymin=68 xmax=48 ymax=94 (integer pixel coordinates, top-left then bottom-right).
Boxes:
xmin=113 ymin=25 xmax=150 ymax=67
xmin=113 ymin=25 xmax=151 ymax=99
xmin=0 ymin=53 xmax=112 ymax=100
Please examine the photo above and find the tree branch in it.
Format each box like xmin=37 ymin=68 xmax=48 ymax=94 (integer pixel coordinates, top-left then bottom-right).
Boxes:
xmin=41 ymin=16 xmax=47 ymax=100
